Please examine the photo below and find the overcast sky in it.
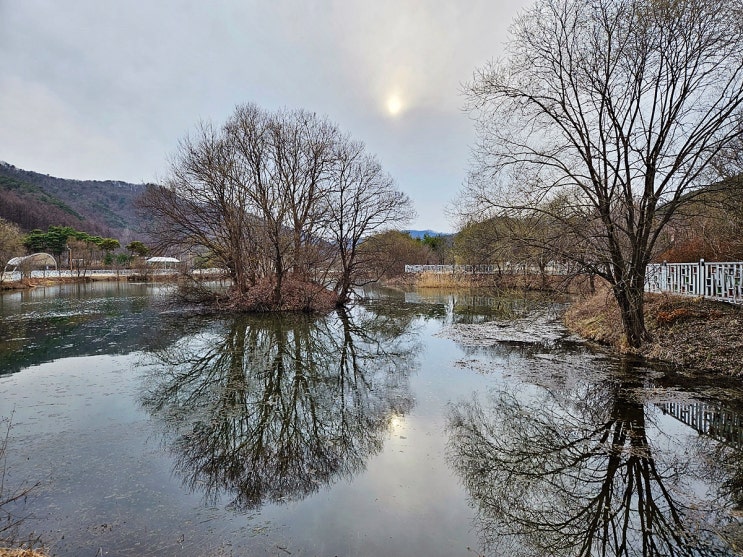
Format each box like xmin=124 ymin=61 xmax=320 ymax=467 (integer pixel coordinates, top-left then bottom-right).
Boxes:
xmin=0 ymin=1 xmax=530 ymax=232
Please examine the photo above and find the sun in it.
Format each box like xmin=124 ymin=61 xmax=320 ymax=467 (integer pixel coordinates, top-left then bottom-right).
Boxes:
xmin=386 ymin=94 xmax=403 ymax=116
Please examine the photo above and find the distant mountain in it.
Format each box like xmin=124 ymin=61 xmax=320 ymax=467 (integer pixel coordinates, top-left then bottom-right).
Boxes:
xmin=0 ymin=162 xmax=150 ymax=243
xmin=0 ymin=163 xmax=454 ymax=245
xmin=405 ymin=229 xmax=451 ymax=239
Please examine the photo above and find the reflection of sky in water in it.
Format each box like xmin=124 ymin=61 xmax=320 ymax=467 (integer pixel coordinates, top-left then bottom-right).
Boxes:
xmin=0 ymin=283 xmax=741 ymax=555
xmin=0 ymin=314 xmax=484 ymax=555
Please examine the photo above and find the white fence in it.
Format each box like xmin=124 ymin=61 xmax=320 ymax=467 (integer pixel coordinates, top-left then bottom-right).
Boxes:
xmin=645 ymin=260 xmax=743 ymax=305
xmin=404 ymin=263 xmax=569 ymax=275
xmin=405 ymin=264 xmax=498 ymax=274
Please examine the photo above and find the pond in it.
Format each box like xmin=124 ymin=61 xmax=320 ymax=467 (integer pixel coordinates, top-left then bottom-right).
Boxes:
xmin=1 ymin=282 xmax=742 ymax=556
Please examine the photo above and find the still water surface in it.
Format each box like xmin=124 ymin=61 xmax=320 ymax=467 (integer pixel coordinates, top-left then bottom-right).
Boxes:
xmin=1 ymin=282 xmax=742 ymax=556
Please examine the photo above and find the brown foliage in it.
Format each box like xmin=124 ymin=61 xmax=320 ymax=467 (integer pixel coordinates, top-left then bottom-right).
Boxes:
xmin=222 ymin=277 xmax=338 ymax=313
xmin=650 ymin=296 xmax=724 ymax=327
xmin=656 ymin=237 xmax=742 ymax=263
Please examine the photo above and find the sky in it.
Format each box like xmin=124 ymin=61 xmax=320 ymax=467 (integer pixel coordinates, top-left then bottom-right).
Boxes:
xmin=0 ymin=1 xmax=530 ymax=233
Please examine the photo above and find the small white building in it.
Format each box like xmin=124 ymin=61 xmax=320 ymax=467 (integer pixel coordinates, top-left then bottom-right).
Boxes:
xmin=145 ymin=256 xmax=180 ymax=269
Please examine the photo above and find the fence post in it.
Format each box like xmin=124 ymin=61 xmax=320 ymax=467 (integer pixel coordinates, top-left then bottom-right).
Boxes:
xmin=699 ymin=258 xmax=705 ymax=297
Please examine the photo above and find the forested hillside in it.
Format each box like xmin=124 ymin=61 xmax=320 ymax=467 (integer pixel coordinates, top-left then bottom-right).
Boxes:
xmin=0 ymin=162 xmax=149 ymax=242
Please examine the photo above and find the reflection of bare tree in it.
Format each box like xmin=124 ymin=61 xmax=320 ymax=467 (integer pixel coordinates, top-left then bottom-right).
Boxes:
xmin=141 ymin=307 xmax=417 ymax=510
xmin=447 ymin=377 xmax=733 ymax=557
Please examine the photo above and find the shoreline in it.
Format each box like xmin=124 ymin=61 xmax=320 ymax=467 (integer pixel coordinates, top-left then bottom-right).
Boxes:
xmin=0 ymin=271 xmax=227 ymax=291
xmin=5 ymin=274 xmax=739 ymax=376
xmin=391 ymin=273 xmax=743 ymax=377
xmin=564 ymin=286 xmax=743 ymax=377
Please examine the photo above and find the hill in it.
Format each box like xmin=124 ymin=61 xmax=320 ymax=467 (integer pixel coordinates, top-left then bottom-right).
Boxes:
xmin=0 ymin=162 xmax=149 ymax=242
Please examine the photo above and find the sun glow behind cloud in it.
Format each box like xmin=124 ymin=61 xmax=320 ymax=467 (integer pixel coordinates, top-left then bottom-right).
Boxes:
xmin=386 ymin=93 xmax=404 ymax=116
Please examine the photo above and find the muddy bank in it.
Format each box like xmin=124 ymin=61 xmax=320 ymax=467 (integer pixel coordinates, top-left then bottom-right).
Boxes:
xmin=565 ymin=287 xmax=743 ymax=376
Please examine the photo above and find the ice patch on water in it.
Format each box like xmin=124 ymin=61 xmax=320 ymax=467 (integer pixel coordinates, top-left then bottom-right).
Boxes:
xmin=436 ymin=310 xmax=584 ymax=348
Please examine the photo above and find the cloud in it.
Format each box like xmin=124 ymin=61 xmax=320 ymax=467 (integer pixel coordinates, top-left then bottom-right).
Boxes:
xmin=0 ymin=76 xmax=128 ymax=180
xmin=0 ymin=0 xmax=531 ymax=229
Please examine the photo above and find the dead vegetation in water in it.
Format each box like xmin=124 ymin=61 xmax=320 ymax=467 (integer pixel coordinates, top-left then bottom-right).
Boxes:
xmin=565 ymin=285 xmax=743 ymax=375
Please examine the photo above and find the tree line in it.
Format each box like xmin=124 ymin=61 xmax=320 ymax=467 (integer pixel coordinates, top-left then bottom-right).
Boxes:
xmin=0 ymin=221 xmax=151 ymax=275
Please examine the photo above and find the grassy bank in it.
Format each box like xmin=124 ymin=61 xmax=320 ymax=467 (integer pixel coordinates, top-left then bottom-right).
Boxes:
xmin=565 ymin=286 xmax=743 ymax=376
xmin=390 ymin=271 xmax=586 ymax=292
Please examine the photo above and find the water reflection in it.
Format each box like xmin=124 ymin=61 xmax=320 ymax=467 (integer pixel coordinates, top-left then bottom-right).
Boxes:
xmin=0 ymin=282 xmax=167 ymax=375
xmin=675 ymin=398 xmax=743 ymax=549
xmin=365 ymin=286 xmax=564 ymax=325
xmin=447 ymin=365 xmax=737 ymax=556
xmin=141 ymin=305 xmax=418 ymax=510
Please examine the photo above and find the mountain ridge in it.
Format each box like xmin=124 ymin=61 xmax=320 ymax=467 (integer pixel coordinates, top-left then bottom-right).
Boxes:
xmin=0 ymin=162 xmax=150 ymax=242
xmin=0 ymin=163 xmax=450 ymax=244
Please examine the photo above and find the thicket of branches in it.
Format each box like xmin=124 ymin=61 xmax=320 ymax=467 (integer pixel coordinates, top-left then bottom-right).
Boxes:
xmin=140 ymin=104 xmax=414 ymax=312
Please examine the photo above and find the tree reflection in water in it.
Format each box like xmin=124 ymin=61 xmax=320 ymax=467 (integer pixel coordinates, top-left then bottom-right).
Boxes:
xmin=141 ymin=306 xmax=418 ymax=510
xmin=447 ymin=369 xmax=735 ymax=557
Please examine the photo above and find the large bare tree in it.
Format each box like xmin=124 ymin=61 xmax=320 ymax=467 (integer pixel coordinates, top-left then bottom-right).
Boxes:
xmin=461 ymin=0 xmax=743 ymax=347
xmin=140 ymin=103 xmax=412 ymax=311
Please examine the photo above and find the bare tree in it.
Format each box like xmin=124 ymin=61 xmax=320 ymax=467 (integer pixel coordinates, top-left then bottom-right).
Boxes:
xmin=461 ymin=0 xmax=743 ymax=347
xmin=0 ymin=218 xmax=24 ymax=282
xmin=324 ymin=139 xmax=415 ymax=305
xmin=357 ymin=230 xmax=431 ymax=279
xmin=140 ymin=103 xmax=411 ymax=311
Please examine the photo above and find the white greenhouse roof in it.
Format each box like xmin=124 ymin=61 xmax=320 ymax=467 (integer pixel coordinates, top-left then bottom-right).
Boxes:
xmin=146 ymin=257 xmax=180 ymax=263
xmin=5 ymin=253 xmax=57 ymax=268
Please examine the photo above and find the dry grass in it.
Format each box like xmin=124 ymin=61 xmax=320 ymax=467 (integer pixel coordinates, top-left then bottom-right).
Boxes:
xmin=564 ymin=285 xmax=623 ymax=346
xmin=565 ymin=284 xmax=743 ymax=375
xmin=0 ymin=550 xmax=46 ymax=557
xmin=411 ymin=271 xmax=581 ymax=291
xmin=414 ymin=272 xmax=486 ymax=289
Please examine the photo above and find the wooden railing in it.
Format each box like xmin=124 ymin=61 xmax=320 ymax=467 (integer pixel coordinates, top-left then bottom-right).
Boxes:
xmin=645 ymin=260 xmax=743 ymax=305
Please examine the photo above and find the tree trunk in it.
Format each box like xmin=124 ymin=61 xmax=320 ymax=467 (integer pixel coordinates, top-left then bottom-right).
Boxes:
xmin=613 ymin=282 xmax=651 ymax=348
xmin=273 ymin=246 xmax=284 ymax=308
xmin=336 ymin=275 xmax=351 ymax=307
